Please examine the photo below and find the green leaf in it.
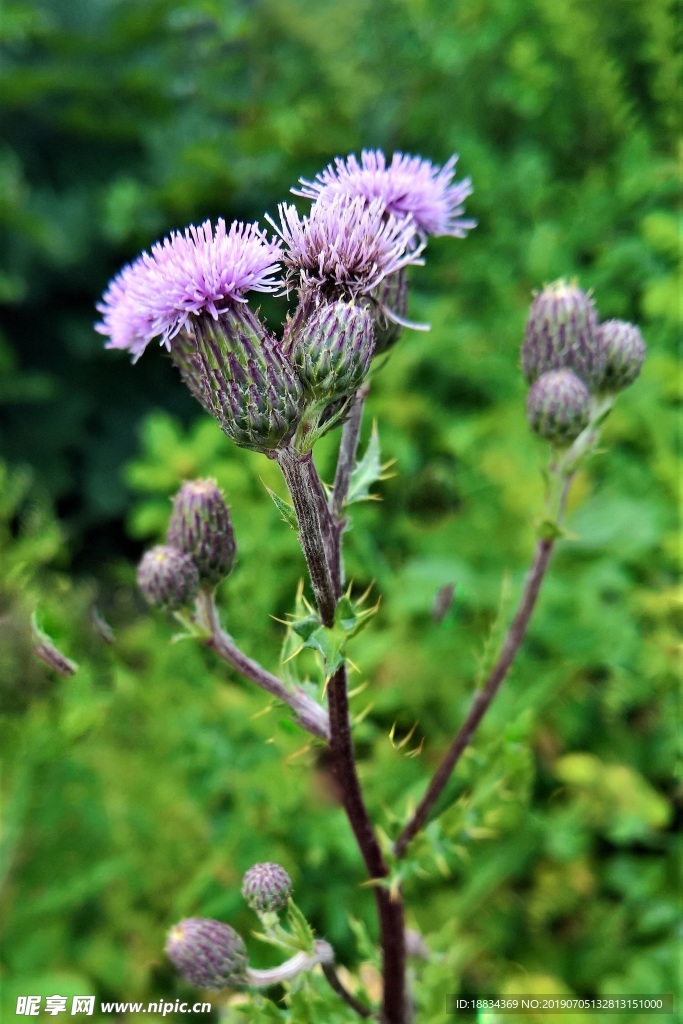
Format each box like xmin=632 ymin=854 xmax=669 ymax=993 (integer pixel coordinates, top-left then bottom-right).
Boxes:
xmin=285 ymin=900 xmax=316 ymax=953
xmin=265 ymin=486 xmax=298 ymax=530
xmin=346 ymin=422 xmax=391 ymax=505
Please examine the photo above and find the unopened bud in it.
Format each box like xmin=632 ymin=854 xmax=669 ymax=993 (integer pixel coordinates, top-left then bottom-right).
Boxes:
xmin=522 ymin=280 xmax=603 ymax=389
xmin=595 ymin=319 xmax=646 ymax=393
xmin=167 ymin=479 xmax=236 ymax=587
xmin=137 ymin=545 xmax=199 ymax=609
xmin=166 ymin=918 xmax=248 ymax=990
xmin=286 ymin=299 xmax=374 ymax=403
xmin=171 ymin=305 xmax=303 ymax=453
xmin=526 ymin=369 xmax=591 ymax=447
xmin=242 ymin=862 xmax=292 ymax=914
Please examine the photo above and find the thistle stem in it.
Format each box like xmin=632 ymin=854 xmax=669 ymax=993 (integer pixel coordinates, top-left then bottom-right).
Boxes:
xmin=321 ymin=962 xmax=373 ymax=1018
xmin=393 ymin=474 xmax=574 ymax=859
xmin=195 ymin=590 xmax=329 ymax=741
xmin=246 ymin=940 xmax=334 ymax=987
xmin=276 ymin=448 xmax=337 ymax=626
xmin=327 ymin=663 xmax=407 ymax=1024
xmin=279 ymin=430 xmax=407 ymax=1024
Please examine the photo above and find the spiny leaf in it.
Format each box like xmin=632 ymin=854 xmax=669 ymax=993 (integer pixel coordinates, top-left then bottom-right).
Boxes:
xmin=346 ymin=422 xmax=395 ymax=505
xmin=265 ymin=485 xmax=298 ymax=531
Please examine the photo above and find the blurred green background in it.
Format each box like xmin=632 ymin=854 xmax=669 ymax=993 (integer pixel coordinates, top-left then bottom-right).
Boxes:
xmin=0 ymin=0 xmax=679 ymax=1021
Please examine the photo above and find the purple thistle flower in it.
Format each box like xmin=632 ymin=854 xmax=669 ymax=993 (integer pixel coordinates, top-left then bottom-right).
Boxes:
xmin=269 ymin=195 xmax=425 ymax=301
xmin=96 ymin=219 xmax=282 ymax=361
xmin=294 ymin=150 xmax=476 ymax=238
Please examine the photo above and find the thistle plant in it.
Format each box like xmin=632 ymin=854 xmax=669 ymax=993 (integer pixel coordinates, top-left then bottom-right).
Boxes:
xmin=97 ymin=149 xmax=646 ymax=1023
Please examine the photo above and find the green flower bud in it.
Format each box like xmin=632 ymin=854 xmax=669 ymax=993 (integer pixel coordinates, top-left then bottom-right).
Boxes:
xmin=167 ymin=479 xmax=236 ymax=587
xmin=137 ymin=545 xmax=199 ymax=609
xmin=285 ymin=299 xmax=375 ymax=403
xmin=595 ymin=319 xmax=646 ymax=393
xmin=170 ymin=305 xmax=304 ymax=453
xmin=372 ymin=269 xmax=408 ymax=354
xmin=242 ymin=862 xmax=292 ymax=914
xmin=522 ymin=280 xmax=603 ymax=389
xmin=526 ymin=369 xmax=591 ymax=447
xmin=166 ymin=918 xmax=248 ymax=990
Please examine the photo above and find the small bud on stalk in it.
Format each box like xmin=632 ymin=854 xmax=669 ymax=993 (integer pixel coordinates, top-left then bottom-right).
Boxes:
xmin=242 ymin=862 xmax=292 ymax=914
xmin=166 ymin=916 xmax=333 ymax=993
xmin=526 ymin=369 xmax=591 ymax=447
xmin=166 ymin=918 xmax=248 ymax=990
xmin=137 ymin=545 xmax=200 ymax=609
xmin=595 ymin=320 xmax=646 ymax=394
xmin=286 ymin=299 xmax=375 ymax=403
xmin=167 ymin=479 xmax=236 ymax=587
xmin=522 ymin=280 xmax=604 ymax=390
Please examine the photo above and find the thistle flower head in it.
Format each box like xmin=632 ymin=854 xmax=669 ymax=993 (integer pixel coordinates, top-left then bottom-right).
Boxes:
xmin=269 ymin=195 xmax=424 ymax=301
xmin=242 ymin=862 xmax=293 ymax=914
xmin=595 ymin=320 xmax=647 ymax=393
xmin=96 ymin=220 xmax=282 ymax=361
xmin=167 ymin=479 xmax=237 ymax=587
xmin=137 ymin=545 xmax=200 ymax=610
xmin=166 ymin=918 xmax=248 ymax=990
xmin=526 ymin=369 xmax=591 ymax=447
xmin=522 ymin=279 xmax=604 ymax=390
xmin=294 ymin=150 xmax=475 ymax=238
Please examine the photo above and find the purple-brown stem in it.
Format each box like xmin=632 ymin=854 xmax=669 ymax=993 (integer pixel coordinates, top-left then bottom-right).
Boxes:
xmin=279 ymin=438 xmax=407 ymax=1024
xmin=275 ymin=448 xmax=337 ymax=627
xmin=393 ymin=535 xmax=555 ymax=859
xmin=321 ymin=962 xmax=373 ymax=1018
xmin=195 ymin=590 xmax=330 ymax=741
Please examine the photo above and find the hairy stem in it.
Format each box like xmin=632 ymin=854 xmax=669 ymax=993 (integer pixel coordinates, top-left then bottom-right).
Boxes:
xmin=276 ymin=448 xmax=337 ymax=626
xmin=328 ymin=663 xmax=407 ymax=1024
xmin=195 ymin=590 xmax=329 ymax=741
xmin=393 ymin=535 xmax=556 ymax=858
xmin=279 ymin=431 xmax=407 ymax=1023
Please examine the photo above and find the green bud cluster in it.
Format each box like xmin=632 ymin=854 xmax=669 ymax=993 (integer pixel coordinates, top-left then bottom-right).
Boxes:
xmin=137 ymin=479 xmax=237 ymax=611
xmin=521 ymin=280 xmax=646 ymax=449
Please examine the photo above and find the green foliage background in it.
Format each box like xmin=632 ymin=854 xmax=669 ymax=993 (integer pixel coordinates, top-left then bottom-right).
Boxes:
xmin=0 ymin=0 xmax=679 ymax=1021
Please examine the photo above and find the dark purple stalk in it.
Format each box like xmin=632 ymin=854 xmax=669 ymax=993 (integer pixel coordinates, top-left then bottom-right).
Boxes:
xmin=278 ymin=436 xmax=407 ymax=1024
xmin=393 ymin=536 xmax=555 ymax=859
xmin=321 ymin=958 xmax=373 ymax=1017
xmin=195 ymin=590 xmax=329 ymax=741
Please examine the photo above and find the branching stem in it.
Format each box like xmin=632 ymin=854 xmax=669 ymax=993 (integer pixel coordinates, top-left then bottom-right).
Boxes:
xmin=195 ymin=590 xmax=329 ymax=741
xmin=278 ymin=424 xmax=408 ymax=1024
xmin=393 ymin=473 xmax=574 ymax=859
